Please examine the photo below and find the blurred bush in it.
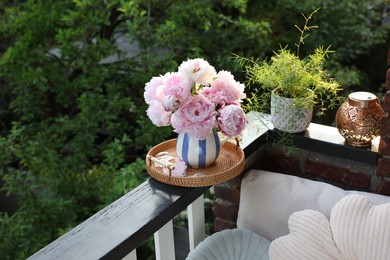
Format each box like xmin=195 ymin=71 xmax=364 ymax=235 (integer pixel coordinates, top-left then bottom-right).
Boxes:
xmin=0 ymin=0 xmax=388 ymax=259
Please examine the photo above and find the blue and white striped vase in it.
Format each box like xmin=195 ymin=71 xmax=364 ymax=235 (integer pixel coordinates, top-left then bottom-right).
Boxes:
xmin=176 ymin=129 xmax=223 ymax=168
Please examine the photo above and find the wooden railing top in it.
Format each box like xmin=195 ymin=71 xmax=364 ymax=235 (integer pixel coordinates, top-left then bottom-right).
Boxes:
xmin=29 ymin=178 xmax=209 ymax=260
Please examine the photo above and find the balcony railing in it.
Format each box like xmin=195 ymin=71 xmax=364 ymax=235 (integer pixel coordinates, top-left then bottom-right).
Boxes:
xmin=27 ymin=113 xmax=270 ymax=260
xmin=28 ymin=112 xmax=381 ymax=260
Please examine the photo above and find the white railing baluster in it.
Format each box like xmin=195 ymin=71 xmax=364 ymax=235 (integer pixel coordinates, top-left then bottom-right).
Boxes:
xmin=122 ymin=250 xmax=137 ymax=260
xmin=154 ymin=220 xmax=175 ymax=260
xmin=188 ymin=194 xmax=205 ymax=251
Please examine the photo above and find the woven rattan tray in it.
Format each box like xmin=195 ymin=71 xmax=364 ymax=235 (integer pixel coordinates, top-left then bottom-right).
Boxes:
xmin=146 ymin=139 xmax=245 ymax=187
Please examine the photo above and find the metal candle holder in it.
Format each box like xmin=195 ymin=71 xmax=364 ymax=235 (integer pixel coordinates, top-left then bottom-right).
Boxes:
xmin=336 ymin=92 xmax=383 ymax=147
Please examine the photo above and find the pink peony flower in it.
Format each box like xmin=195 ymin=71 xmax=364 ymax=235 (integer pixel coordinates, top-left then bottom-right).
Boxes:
xmin=178 ymin=58 xmax=217 ymax=86
xmin=217 ymin=104 xmax=248 ymax=137
xmin=163 ymin=72 xmax=192 ymax=104
xmin=146 ymin=101 xmax=172 ymax=127
xmin=145 ymin=72 xmax=192 ymax=124
xmin=200 ymin=70 xmax=246 ymax=106
xmin=144 ymin=75 xmax=166 ymax=105
xmin=171 ymin=95 xmax=217 ymax=140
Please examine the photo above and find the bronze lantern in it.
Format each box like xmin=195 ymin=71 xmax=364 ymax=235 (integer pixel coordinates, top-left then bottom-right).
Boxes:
xmin=335 ymin=92 xmax=383 ymax=147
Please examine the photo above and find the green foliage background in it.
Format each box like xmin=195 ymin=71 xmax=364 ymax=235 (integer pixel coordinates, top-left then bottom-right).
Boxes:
xmin=0 ymin=0 xmax=388 ymax=259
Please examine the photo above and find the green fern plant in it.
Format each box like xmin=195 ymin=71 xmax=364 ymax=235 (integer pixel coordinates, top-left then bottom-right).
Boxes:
xmin=236 ymin=8 xmax=342 ymax=116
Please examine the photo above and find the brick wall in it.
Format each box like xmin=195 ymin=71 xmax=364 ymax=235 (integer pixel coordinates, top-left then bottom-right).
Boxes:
xmin=213 ymin=49 xmax=390 ymax=233
xmin=377 ymin=48 xmax=390 ymax=179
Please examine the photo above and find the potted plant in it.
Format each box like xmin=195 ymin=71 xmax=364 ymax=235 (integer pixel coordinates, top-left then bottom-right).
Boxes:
xmin=236 ymin=8 xmax=342 ymax=133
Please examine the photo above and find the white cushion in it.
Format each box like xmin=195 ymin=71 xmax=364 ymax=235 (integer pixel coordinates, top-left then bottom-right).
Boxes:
xmin=269 ymin=209 xmax=342 ymax=259
xmin=268 ymin=195 xmax=390 ymax=260
xmin=237 ymin=170 xmax=390 ymax=241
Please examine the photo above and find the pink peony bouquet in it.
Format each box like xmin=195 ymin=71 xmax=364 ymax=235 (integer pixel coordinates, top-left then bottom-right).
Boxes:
xmin=144 ymin=58 xmax=248 ymax=140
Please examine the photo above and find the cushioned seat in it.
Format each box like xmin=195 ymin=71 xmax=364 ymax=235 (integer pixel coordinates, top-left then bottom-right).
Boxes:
xmin=237 ymin=170 xmax=390 ymax=241
xmin=188 ymin=170 xmax=390 ymax=259
xmin=186 ymin=229 xmax=270 ymax=260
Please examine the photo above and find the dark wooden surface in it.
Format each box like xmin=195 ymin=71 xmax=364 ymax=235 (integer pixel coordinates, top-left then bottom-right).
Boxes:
xmin=28 ymin=178 xmax=209 ymax=260
xmin=268 ymin=129 xmax=378 ymax=165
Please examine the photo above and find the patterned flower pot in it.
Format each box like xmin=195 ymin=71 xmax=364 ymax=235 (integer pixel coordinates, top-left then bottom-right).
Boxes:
xmin=271 ymin=88 xmax=314 ymax=133
xmin=176 ymin=129 xmax=224 ymax=168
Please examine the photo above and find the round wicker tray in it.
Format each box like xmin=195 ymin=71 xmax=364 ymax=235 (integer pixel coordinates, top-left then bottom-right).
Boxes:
xmin=146 ymin=139 xmax=245 ymax=187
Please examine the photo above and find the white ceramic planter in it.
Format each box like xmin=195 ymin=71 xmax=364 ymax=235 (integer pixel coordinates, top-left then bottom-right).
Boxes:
xmin=271 ymin=89 xmax=313 ymax=133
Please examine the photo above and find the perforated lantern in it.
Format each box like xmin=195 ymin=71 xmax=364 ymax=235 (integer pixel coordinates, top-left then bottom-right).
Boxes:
xmin=336 ymin=92 xmax=383 ymax=147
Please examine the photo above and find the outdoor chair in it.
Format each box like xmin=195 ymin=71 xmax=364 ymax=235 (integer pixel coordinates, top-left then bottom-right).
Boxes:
xmin=187 ymin=169 xmax=390 ymax=260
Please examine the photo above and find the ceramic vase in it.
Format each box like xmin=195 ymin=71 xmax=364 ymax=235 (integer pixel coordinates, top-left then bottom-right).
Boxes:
xmin=176 ymin=129 xmax=222 ymax=168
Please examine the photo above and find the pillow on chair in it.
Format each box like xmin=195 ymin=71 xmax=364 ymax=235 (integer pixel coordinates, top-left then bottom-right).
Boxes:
xmin=269 ymin=195 xmax=390 ymax=260
xmin=237 ymin=170 xmax=390 ymax=241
